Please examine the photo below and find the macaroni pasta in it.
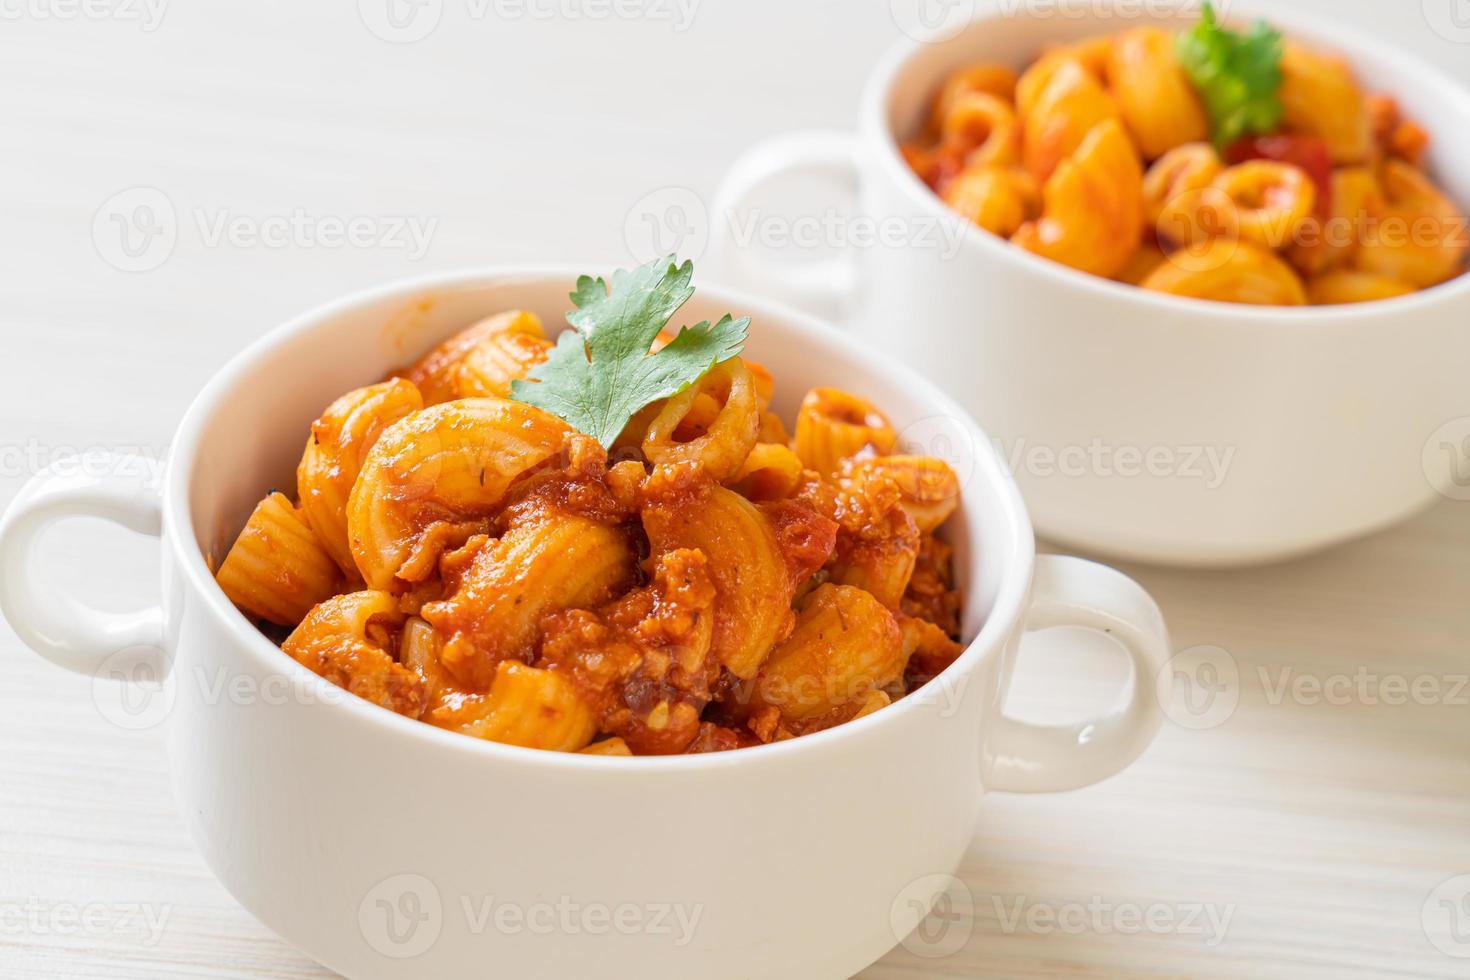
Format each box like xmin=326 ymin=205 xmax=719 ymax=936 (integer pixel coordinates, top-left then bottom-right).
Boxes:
xmin=216 ymin=304 xmax=968 ymax=755
xmin=902 ymin=13 xmax=1467 ymax=305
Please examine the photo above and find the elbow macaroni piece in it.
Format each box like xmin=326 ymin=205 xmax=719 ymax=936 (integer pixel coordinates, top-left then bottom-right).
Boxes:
xmin=1285 ymin=166 xmax=1385 ymax=275
xmin=282 ymin=590 xmax=426 ymax=717
xmin=793 ymin=387 xmax=897 ymax=478
xmin=1021 ymin=59 xmax=1119 ymax=183
xmin=428 ymin=661 xmax=597 ymax=752
xmin=940 ymin=93 xmax=1020 ymax=170
xmin=642 ymin=482 xmax=801 ymax=680
xmin=1107 ymin=27 xmax=1209 ymax=159
xmin=455 ymin=329 xmax=553 ymax=398
xmin=1210 ymin=161 xmax=1317 ymax=250
xmin=1144 ymin=143 xmax=1223 ymax=230
xmin=941 ymin=165 xmax=1039 ymax=238
xmin=297 ymin=378 xmax=424 ymax=576
xmin=932 ymin=64 xmax=1018 ymax=129
xmin=1141 ymin=239 xmax=1308 ymax=305
xmin=1353 ymin=160 xmax=1468 ymax=288
xmin=828 ymin=538 xmax=918 ymax=611
xmin=402 ymin=309 xmax=544 ymax=404
xmin=642 ymin=358 xmax=761 ymax=481
xmin=843 ymin=455 xmax=961 ymax=533
xmin=754 ymin=584 xmax=904 ymax=723
xmin=423 ymin=504 xmax=635 ymax=690
xmin=729 ymin=442 xmax=805 ymax=501
xmin=217 ymin=492 xmax=341 ymax=626
xmin=1015 ymin=43 xmax=1108 ymax=119
xmin=1013 ymin=119 xmax=1144 ymax=279
xmin=346 ymin=398 xmax=571 ymax=590
xmin=1278 ymin=42 xmax=1372 ymax=164
xmin=827 ymin=505 xmax=920 ymax=611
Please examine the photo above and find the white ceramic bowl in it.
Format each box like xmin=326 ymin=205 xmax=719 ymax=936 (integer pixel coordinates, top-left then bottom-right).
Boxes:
xmin=0 ymin=270 xmax=1170 ymax=979
xmin=712 ymin=0 xmax=1470 ymax=567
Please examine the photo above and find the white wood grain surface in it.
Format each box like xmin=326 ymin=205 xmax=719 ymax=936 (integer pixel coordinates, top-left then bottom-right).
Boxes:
xmin=3 ymin=2 xmax=1469 ymax=977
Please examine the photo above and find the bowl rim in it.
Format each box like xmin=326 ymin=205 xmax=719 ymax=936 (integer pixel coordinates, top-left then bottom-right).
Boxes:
xmin=163 ymin=266 xmax=1036 ymax=771
xmin=863 ymin=0 xmax=1470 ymax=320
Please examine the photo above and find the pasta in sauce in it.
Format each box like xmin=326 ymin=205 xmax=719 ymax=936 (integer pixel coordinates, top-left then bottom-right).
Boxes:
xmin=216 ymin=305 xmax=966 ymax=755
xmin=902 ymin=19 xmax=1468 ymax=306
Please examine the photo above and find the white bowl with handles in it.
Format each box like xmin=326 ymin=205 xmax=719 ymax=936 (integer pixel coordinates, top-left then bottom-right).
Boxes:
xmin=711 ymin=0 xmax=1470 ymax=567
xmin=0 ymin=269 xmax=1169 ymax=979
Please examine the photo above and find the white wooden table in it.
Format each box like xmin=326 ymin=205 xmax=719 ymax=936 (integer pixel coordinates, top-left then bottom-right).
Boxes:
xmin=3 ymin=2 xmax=1468 ymax=977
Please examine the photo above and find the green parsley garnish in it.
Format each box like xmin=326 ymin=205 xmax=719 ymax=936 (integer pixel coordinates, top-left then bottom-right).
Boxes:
xmin=510 ymin=256 xmax=749 ymax=448
xmin=1176 ymin=1 xmax=1284 ymax=148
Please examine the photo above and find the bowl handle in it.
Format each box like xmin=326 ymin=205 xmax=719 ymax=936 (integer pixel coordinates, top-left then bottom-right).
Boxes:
xmin=0 ymin=453 xmax=167 ymax=677
xmin=986 ymin=555 xmax=1171 ymax=793
xmin=709 ymin=131 xmax=860 ymax=318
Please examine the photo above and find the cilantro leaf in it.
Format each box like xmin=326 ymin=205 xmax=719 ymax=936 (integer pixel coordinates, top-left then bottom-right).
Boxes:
xmin=509 ymin=256 xmax=750 ymax=448
xmin=1177 ymin=1 xmax=1284 ymax=148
